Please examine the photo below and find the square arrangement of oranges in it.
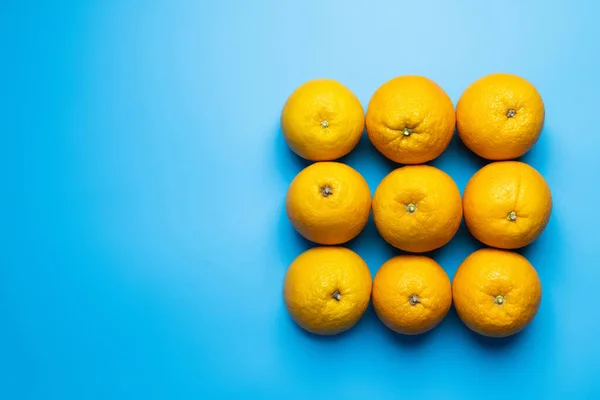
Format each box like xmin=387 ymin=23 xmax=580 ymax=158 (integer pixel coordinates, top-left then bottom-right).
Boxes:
xmin=281 ymin=75 xmax=551 ymax=338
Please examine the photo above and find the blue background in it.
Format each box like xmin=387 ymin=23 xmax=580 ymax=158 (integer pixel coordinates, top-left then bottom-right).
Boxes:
xmin=1 ymin=0 xmax=599 ymax=398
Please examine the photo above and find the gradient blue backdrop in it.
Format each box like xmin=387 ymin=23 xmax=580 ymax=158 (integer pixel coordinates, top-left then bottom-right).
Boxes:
xmin=2 ymin=0 xmax=599 ymax=398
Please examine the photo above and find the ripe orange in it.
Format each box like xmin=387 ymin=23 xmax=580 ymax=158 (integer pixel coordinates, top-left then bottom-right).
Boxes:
xmin=283 ymin=247 xmax=372 ymax=335
xmin=286 ymin=162 xmax=371 ymax=245
xmin=366 ymin=76 xmax=455 ymax=164
xmin=372 ymin=165 xmax=462 ymax=253
xmin=372 ymin=255 xmax=452 ymax=335
xmin=281 ymin=79 xmax=365 ymax=161
xmin=463 ymin=161 xmax=552 ymax=249
xmin=453 ymin=248 xmax=542 ymax=337
xmin=456 ymin=73 xmax=544 ymax=160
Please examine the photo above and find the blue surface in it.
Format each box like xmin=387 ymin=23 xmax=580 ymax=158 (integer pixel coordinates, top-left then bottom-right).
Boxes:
xmin=2 ymin=0 xmax=600 ymax=398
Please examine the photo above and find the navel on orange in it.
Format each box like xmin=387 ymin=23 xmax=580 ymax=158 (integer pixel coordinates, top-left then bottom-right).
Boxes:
xmin=457 ymin=73 xmax=544 ymax=160
xmin=281 ymin=79 xmax=365 ymax=161
xmin=463 ymin=161 xmax=552 ymax=249
xmin=284 ymin=247 xmax=372 ymax=335
xmin=372 ymin=255 xmax=452 ymax=335
xmin=372 ymin=165 xmax=462 ymax=253
xmin=453 ymin=248 xmax=542 ymax=337
xmin=286 ymin=162 xmax=371 ymax=245
xmin=366 ymin=76 xmax=455 ymax=164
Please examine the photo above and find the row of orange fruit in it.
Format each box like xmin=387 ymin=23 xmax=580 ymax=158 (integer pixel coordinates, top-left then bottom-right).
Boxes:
xmin=280 ymin=74 xmax=551 ymax=338
xmin=285 ymin=247 xmax=541 ymax=337
xmin=287 ymin=161 xmax=551 ymax=251
xmin=282 ymin=74 xmax=544 ymax=164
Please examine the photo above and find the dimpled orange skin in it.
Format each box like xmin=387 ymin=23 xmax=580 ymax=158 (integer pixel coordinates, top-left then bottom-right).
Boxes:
xmin=286 ymin=162 xmax=371 ymax=245
xmin=366 ymin=76 xmax=455 ymax=164
xmin=283 ymin=247 xmax=372 ymax=335
xmin=372 ymin=256 xmax=452 ymax=335
xmin=452 ymin=248 xmax=542 ymax=337
xmin=463 ymin=161 xmax=552 ymax=249
xmin=457 ymin=73 xmax=544 ymax=160
xmin=281 ymin=79 xmax=365 ymax=161
xmin=372 ymin=165 xmax=462 ymax=253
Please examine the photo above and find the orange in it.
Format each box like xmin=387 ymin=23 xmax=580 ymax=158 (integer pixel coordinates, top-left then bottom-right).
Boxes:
xmin=286 ymin=162 xmax=371 ymax=245
xmin=372 ymin=165 xmax=462 ymax=253
xmin=366 ymin=76 xmax=455 ymax=164
xmin=283 ymin=247 xmax=372 ymax=335
xmin=281 ymin=79 xmax=365 ymax=161
xmin=463 ymin=161 xmax=552 ymax=249
xmin=372 ymin=255 xmax=452 ymax=335
xmin=452 ymin=248 xmax=542 ymax=337
xmin=456 ymin=73 xmax=544 ymax=160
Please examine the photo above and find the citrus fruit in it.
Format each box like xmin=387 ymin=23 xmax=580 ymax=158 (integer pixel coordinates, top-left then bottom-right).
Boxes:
xmin=283 ymin=247 xmax=372 ymax=335
xmin=463 ymin=161 xmax=552 ymax=249
xmin=365 ymin=75 xmax=455 ymax=164
xmin=452 ymin=248 xmax=542 ymax=337
xmin=372 ymin=255 xmax=452 ymax=335
xmin=281 ymin=79 xmax=365 ymax=161
xmin=286 ymin=162 xmax=371 ymax=245
xmin=456 ymin=73 xmax=544 ymax=160
xmin=372 ymin=165 xmax=462 ymax=252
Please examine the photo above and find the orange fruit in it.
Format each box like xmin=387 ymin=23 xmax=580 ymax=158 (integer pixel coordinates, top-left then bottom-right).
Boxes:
xmin=366 ymin=76 xmax=455 ymax=164
xmin=463 ymin=161 xmax=552 ymax=249
xmin=372 ymin=255 xmax=452 ymax=335
xmin=281 ymin=79 xmax=365 ymax=161
xmin=452 ymin=248 xmax=542 ymax=337
xmin=372 ymin=165 xmax=462 ymax=253
xmin=456 ymin=73 xmax=544 ymax=160
xmin=283 ymin=247 xmax=372 ymax=335
xmin=286 ymin=162 xmax=371 ymax=245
